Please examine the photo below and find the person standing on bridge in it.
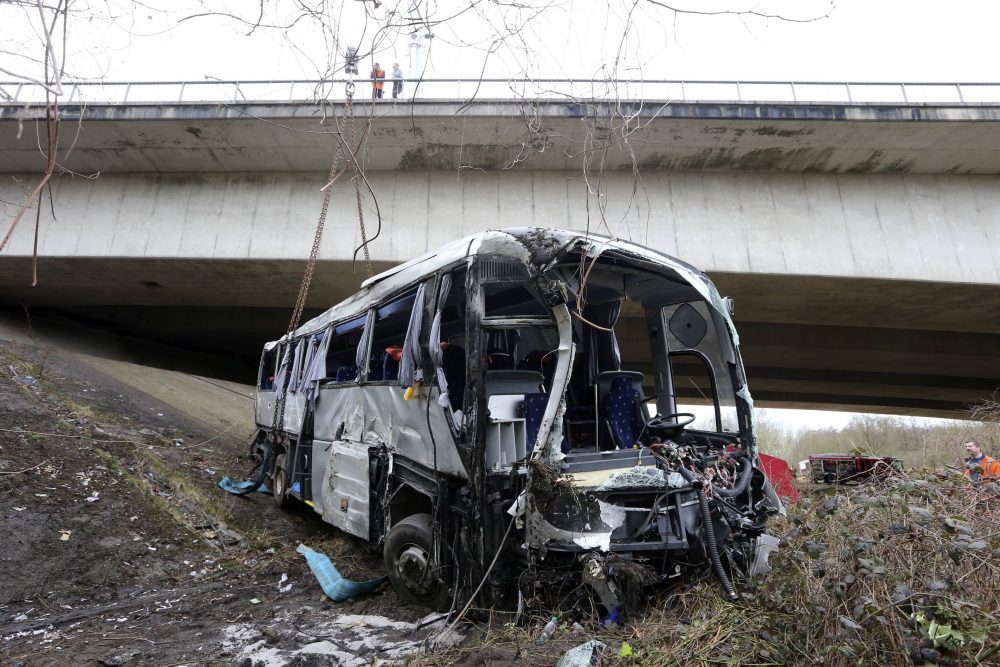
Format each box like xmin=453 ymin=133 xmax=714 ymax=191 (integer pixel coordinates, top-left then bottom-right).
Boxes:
xmin=391 ymin=63 xmax=404 ymax=99
xmin=963 ymin=440 xmax=1000 ymax=484
xmin=371 ymin=63 xmax=385 ymax=99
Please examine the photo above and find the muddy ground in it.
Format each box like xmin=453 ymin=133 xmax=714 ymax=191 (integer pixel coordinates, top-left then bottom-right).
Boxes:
xmin=0 ymin=322 xmax=470 ymax=667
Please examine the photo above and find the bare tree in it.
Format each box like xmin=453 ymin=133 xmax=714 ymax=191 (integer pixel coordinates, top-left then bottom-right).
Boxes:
xmin=1 ymin=0 xmax=834 ymax=284
xmin=0 ymin=0 xmax=73 ymax=285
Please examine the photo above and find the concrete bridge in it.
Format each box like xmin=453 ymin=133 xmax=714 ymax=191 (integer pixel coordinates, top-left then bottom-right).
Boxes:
xmin=2 ymin=80 xmax=999 ymax=418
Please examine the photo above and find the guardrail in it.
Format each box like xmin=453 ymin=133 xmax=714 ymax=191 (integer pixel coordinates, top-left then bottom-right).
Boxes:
xmin=3 ymin=79 xmax=1000 ymax=106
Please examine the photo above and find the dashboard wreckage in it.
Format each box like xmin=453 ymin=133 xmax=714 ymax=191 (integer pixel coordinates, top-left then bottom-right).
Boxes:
xmin=252 ymin=228 xmax=781 ymax=614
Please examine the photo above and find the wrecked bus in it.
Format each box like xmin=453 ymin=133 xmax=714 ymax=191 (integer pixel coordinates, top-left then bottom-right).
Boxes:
xmin=253 ymin=228 xmax=780 ymax=612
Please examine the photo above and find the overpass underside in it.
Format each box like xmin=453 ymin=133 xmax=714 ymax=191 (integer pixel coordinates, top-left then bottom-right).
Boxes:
xmin=1 ymin=100 xmax=999 ymax=418
xmin=1 ymin=255 xmax=996 ymax=419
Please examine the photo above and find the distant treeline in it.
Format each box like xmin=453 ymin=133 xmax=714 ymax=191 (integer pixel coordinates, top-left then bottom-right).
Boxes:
xmin=755 ymin=410 xmax=1000 ymax=472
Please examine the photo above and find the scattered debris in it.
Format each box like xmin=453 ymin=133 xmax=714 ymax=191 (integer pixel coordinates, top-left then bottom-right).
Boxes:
xmin=556 ymin=639 xmax=606 ymax=667
xmin=58 ymin=530 xmax=71 ymax=541
xmin=536 ymin=615 xmax=558 ymax=643
xmin=296 ymin=544 xmax=387 ymax=602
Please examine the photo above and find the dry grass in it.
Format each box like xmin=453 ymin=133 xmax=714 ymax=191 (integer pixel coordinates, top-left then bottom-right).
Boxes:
xmin=421 ymin=470 xmax=1000 ymax=666
xmin=625 ymin=472 xmax=1000 ymax=665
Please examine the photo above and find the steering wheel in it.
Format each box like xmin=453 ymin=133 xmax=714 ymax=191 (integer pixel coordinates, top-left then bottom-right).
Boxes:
xmin=645 ymin=412 xmax=696 ymax=438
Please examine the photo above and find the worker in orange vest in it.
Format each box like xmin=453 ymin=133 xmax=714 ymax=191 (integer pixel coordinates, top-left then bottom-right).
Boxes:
xmin=371 ymin=63 xmax=385 ymax=99
xmin=963 ymin=440 xmax=1000 ymax=484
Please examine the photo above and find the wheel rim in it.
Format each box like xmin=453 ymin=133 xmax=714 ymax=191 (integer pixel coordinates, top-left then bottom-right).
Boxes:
xmin=395 ymin=542 xmax=436 ymax=596
xmin=274 ymin=453 xmax=287 ymax=499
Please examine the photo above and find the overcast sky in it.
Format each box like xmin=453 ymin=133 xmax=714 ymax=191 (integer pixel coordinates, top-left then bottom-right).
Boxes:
xmin=3 ymin=0 xmax=998 ymax=85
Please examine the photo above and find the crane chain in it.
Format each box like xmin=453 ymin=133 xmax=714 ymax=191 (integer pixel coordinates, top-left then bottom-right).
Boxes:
xmin=269 ymin=87 xmax=350 ymax=441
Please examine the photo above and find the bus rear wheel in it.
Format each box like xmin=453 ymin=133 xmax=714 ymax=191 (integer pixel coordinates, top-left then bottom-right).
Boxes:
xmin=384 ymin=514 xmax=451 ymax=610
xmin=272 ymin=452 xmax=294 ymax=510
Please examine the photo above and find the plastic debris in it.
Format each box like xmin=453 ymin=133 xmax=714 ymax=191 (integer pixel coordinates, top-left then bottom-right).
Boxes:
xmin=536 ymin=616 xmax=558 ymax=644
xmin=86 ymin=492 xmax=100 ymax=503
xmin=296 ymin=544 xmax=388 ymax=602
xmin=250 ymin=598 xmax=261 ymax=605
xmin=555 ymin=640 xmax=607 ymax=667
xmin=277 ymin=573 xmax=293 ymax=593
xmin=218 ymin=477 xmax=272 ymax=495
xmin=59 ymin=530 xmax=71 ymax=541
xmin=599 ymin=606 xmax=621 ymax=629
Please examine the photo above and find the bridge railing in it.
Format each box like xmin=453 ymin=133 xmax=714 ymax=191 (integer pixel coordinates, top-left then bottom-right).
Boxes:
xmin=3 ymin=79 xmax=1000 ymax=106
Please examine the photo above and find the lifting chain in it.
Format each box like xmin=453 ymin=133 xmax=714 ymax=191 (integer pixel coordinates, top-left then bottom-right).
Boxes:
xmin=269 ymin=79 xmax=356 ymax=440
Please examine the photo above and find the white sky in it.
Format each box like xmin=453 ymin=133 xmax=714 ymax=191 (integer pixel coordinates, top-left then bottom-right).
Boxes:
xmin=2 ymin=1 xmax=987 ymax=430
xmin=3 ymin=1 xmax=999 ymax=85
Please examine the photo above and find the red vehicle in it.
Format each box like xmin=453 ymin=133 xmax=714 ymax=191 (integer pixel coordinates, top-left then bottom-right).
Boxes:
xmin=808 ymin=453 xmax=902 ymax=484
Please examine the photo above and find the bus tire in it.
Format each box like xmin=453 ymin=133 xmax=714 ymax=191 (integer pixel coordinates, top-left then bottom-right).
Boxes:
xmin=272 ymin=452 xmax=294 ymax=510
xmin=384 ymin=514 xmax=450 ymax=610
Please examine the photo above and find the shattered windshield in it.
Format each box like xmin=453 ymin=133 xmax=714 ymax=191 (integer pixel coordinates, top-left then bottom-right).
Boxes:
xmin=662 ymin=301 xmax=739 ymax=433
xmin=539 ymin=254 xmax=744 ymax=455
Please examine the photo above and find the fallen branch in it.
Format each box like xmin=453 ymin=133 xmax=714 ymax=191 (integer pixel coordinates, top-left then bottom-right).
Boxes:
xmin=0 ymin=427 xmax=146 ymax=447
xmin=0 ymin=459 xmax=48 ymax=475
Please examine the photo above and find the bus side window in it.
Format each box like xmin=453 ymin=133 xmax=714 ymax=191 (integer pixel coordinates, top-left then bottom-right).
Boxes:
xmin=326 ymin=313 xmax=368 ymax=383
xmin=437 ymin=270 xmax=467 ymax=411
xmin=369 ymin=291 xmax=418 ymax=382
xmin=668 ymin=351 xmax=718 ymax=431
xmin=259 ymin=348 xmax=278 ymax=390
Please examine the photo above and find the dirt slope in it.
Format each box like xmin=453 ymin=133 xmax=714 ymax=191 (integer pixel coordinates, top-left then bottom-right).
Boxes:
xmin=0 ymin=325 xmax=455 ymax=667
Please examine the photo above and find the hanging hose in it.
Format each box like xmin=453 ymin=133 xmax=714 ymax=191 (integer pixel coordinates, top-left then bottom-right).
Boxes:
xmin=233 ymin=436 xmax=276 ymax=496
xmin=697 ymin=486 xmax=738 ymax=601
xmin=678 ymin=466 xmax=739 ymax=602
xmin=712 ymin=453 xmax=753 ymax=498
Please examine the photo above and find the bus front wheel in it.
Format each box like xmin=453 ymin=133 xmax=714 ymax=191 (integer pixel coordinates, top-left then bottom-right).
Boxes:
xmin=384 ymin=514 xmax=451 ymax=610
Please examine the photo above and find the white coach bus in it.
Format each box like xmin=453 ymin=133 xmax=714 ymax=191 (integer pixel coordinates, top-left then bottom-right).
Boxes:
xmin=253 ymin=228 xmax=780 ymax=611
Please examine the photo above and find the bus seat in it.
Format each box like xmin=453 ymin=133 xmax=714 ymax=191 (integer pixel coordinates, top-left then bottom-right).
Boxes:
xmin=524 ymin=392 xmax=570 ymax=454
xmin=487 ymin=349 xmax=514 ymax=370
xmin=336 ymin=365 xmax=358 ymax=383
xmin=604 ymin=375 xmax=645 ymax=449
xmin=485 ymin=370 xmax=544 ymax=402
xmin=367 ymin=356 xmax=384 ymax=381
xmin=382 ymin=353 xmax=400 ymax=381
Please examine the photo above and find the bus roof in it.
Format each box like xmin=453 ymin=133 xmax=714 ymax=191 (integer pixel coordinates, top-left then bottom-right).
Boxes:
xmin=267 ymin=227 xmax=713 ymax=348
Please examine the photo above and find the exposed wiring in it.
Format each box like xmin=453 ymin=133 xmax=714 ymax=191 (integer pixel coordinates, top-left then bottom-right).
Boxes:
xmin=430 ymin=516 xmax=515 ymax=648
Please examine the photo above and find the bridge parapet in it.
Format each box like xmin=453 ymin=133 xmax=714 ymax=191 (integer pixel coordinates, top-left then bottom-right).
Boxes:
xmin=4 ymin=78 xmax=1000 ymax=106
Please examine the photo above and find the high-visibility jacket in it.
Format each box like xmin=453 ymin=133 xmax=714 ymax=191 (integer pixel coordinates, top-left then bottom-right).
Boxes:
xmin=371 ymin=69 xmax=385 ymax=90
xmin=964 ymin=454 xmax=1000 ymax=482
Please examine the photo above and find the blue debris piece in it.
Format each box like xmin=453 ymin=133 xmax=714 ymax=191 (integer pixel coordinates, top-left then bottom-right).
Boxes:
xmin=296 ymin=544 xmax=388 ymax=602
xmin=218 ymin=476 xmax=271 ymax=495
xmin=599 ymin=606 xmax=621 ymax=629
